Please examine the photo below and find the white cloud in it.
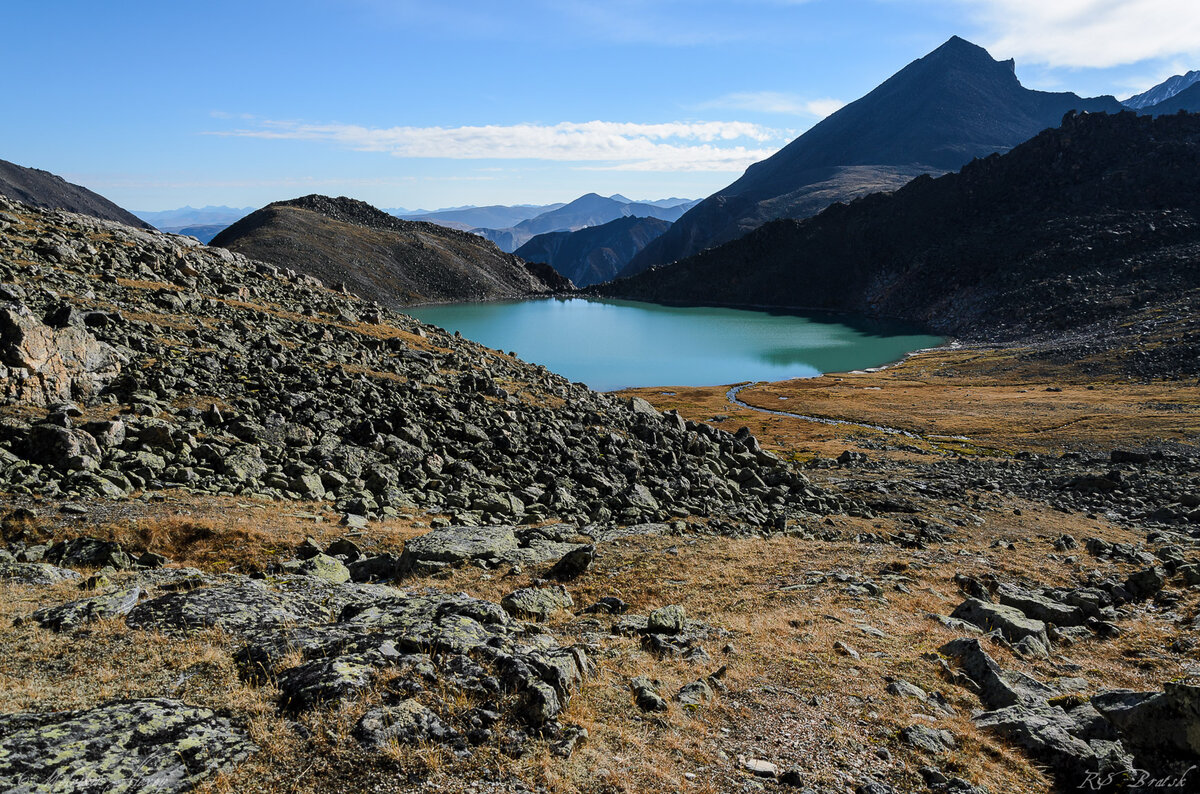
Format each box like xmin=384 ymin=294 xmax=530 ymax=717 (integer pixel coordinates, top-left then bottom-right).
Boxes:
xmin=696 ymin=91 xmax=845 ymax=117
xmin=959 ymin=0 xmax=1200 ymax=68
xmin=206 ymin=119 xmax=786 ymax=172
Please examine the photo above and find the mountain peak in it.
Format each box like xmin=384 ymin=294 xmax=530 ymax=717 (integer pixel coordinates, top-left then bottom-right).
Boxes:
xmin=1124 ymin=69 xmax=1200 ymax=109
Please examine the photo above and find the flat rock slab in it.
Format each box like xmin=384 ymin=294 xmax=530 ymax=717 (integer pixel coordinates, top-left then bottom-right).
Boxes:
xmin=33 ymin=587 xmax=142 ymax=631
xmin=0 ymin=698 xmax=254 ymax=793
xmin=125 ymin=577 xmax=394 ymax=637
xmin=397 ymin=523 xmax=587 ymax=576
xmin=0 ymin=561 xmax=82 ymax=585
xmin=951 ymin=598 xmax=1049 ymax=647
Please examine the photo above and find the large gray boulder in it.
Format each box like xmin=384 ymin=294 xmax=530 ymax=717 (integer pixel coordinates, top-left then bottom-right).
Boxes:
xmin=995 ymin=584 xmax=1087 ymax=627
xmin=1091 ymin=683 xmax=1200 ymax=758
xmin=951 ymin=598 xmax=1049 ymax=650
xmin=973 ymin=703 xmax=1131 ymax=778
xmin=32 ymin=587 xmax=142 ymax=631
xmin=0 ymin=698 xmax=254 ymax=793
xmin=938 ymin=638 xmax=1057 ymax=709
xmin=0 ymin=302 xmax=122 ymax=405
xmin=397 ymin=525 xmax=520 ymax=575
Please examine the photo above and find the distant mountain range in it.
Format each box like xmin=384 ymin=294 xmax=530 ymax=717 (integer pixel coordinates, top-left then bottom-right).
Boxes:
xmin=473 ymin=193 xmax=700 ymax=253
xmin=597 ymin=110 xmax=1200 ymax=375
xmin=395 ymin=203 xmax=566 ymax=231
xmin=624 ymin=36 xmax=1126 ymax=276
xmin=131 ymin=205 xmax=255 ymax=241
xmin=0 ymin=158 xmax=152 ymax=229
xmin=210 ymin=195 xmax=569 ymax=306
xmin=1123 ymin=70 xmax=1200 ymax=109
xmin=1138 ymin=81 xmax=1200 ymax=116
xmin=133 ymin=205 xmax=255 ymax=229
xmin=514 ymin=216 xmax=671 ymax=288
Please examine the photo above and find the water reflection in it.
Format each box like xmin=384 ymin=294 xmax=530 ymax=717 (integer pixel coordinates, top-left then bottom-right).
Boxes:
xmin=403 ymin=297 xmax=942 ymax=391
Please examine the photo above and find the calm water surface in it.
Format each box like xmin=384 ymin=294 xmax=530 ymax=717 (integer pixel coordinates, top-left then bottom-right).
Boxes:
xmin=403 ymin=298 xmax=943 ymax=391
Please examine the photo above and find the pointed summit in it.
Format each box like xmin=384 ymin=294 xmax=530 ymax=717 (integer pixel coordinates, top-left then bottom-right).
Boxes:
xmin=624 ymin=37 xmax=1125 ymax=276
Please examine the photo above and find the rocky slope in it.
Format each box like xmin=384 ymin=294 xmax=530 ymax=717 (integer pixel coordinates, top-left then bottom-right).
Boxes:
xmin=514 ymin=215 xmax=671 ymax=288
xmin=625 ymin=36 xmax=1124 ymax=276
xmin=0 ymin=158 xmax=153 ymax=230
xmin=210 ymin=194 xmax=567 ymax=306
xmin=0 ymin=194 xmax=844 ymax=526
xmin=1 ymin=194 xmax=1198 ymax=794
xmin=600 ymin=111 xmax=1200 ymax=378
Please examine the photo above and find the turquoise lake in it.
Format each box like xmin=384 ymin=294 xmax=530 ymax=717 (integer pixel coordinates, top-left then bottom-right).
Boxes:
xmin=403 ymin=298 xmax=944 ymax=392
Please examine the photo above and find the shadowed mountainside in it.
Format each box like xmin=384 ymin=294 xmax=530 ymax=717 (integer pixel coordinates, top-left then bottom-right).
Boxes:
xmin=0 ymin=158 xmax=152 ymax=230
xmin=599 ymin=111 xmax=1200 ymax=378
xmin=624 ymin=36 xmax=1125 ymax=276
xmin=210 ymin=194 xmax=570 ymax=306
xmin=515 ymin=216 xmax=671 ymax=288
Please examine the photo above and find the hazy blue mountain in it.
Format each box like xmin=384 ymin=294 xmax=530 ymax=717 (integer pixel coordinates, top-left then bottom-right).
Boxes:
xmin=478 ymin=193 xmax=699 ymax=252
xmin=514 ymin=215 xmax=671 ymax=287
xmin=167 ymin=224 xmax=229 ymax=244
xmin=396 ymin=203 xmax=566 ymax=231
xmin=133 ymin=205 xmax=254 ymax=229
xmin=1140 ymin=82 xmax=1200 ymax=115
xmin=624 ymin=36 xmax=1125 ymax=276
xmin=1124 ymin=70 xmax=1200 ymax=109
xmin=0 ymin=158 xmax=152 ymax=229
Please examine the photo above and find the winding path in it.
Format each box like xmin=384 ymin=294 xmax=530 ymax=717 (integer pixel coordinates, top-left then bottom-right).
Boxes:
xmin=725 ymin=382 xmax=926 ymax=439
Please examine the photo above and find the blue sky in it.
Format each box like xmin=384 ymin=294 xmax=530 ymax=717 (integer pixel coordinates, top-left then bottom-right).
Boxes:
xmin=6 ymin=0 xmax=1200 ymax=211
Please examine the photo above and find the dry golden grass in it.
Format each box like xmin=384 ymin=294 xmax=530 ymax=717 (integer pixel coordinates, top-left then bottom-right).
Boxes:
xmin=2 ymin=330 xmax=1197 ymax=792
xmin=619 ymin=346 xmax=1200 ymax=458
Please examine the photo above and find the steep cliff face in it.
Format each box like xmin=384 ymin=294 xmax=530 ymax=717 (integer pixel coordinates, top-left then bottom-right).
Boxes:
xmin=211 ymin=195 xmax=567 ymax=306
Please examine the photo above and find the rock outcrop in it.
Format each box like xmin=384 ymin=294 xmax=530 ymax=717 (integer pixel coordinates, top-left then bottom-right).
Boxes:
xmin=0 ymin=302 xmax=123 ymax=405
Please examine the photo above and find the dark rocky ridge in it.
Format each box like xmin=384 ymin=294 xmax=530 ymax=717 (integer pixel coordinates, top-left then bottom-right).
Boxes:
xmin=625 ymin=36 xmax=1125 ymax=276
xmin=515 ymin=215 xmax=671 ymax=288
xmin=211 ymin=194 xmax=570 ymax=307
xmin=599 ymin=111 xmax=1200 ymax=379
xmin=0 ymin=158 xmax=153 ymax=230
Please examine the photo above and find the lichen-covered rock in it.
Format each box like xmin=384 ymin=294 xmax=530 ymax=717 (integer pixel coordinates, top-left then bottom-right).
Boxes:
xmin=0 ymin=302 xmax=123 ymax=406
xmin=0 ymin=561 xmax=82 ymax=585
xmin=32 ymin=587 xmax=142 ymax=631
xmin=0 ymin=698 xmax=254 ymax=793
xmin=126 ymin=578 xmax=341 ymax=635
xmin=396 ymin=524 xmax=592 ymax=577
xmin=44 ymin=536 xmax=133 ymax=570
xmin=501 ymin=586 xmax=574 ymax=621
xmin=631 ymin=676 xmax=668 ymax=712
xmin=354 ymin=700 xmax=456 ymax=750
xmin=675 ymin=678 xmax=714 ymax=708
xmin=647 ymin=604 xmax=687 ymax=635
xmin=950 ymin=598 xmax=1049 ymax=649
xmin=298 ymin=553 xmax=350 ymax=584
xmin=115 ymin=575 xmax=588 ymax=736
xmin=1091 ymin=682 xmax=1200 ymax=758
xmin=397 ymin=525 xmax=520 ymax=575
